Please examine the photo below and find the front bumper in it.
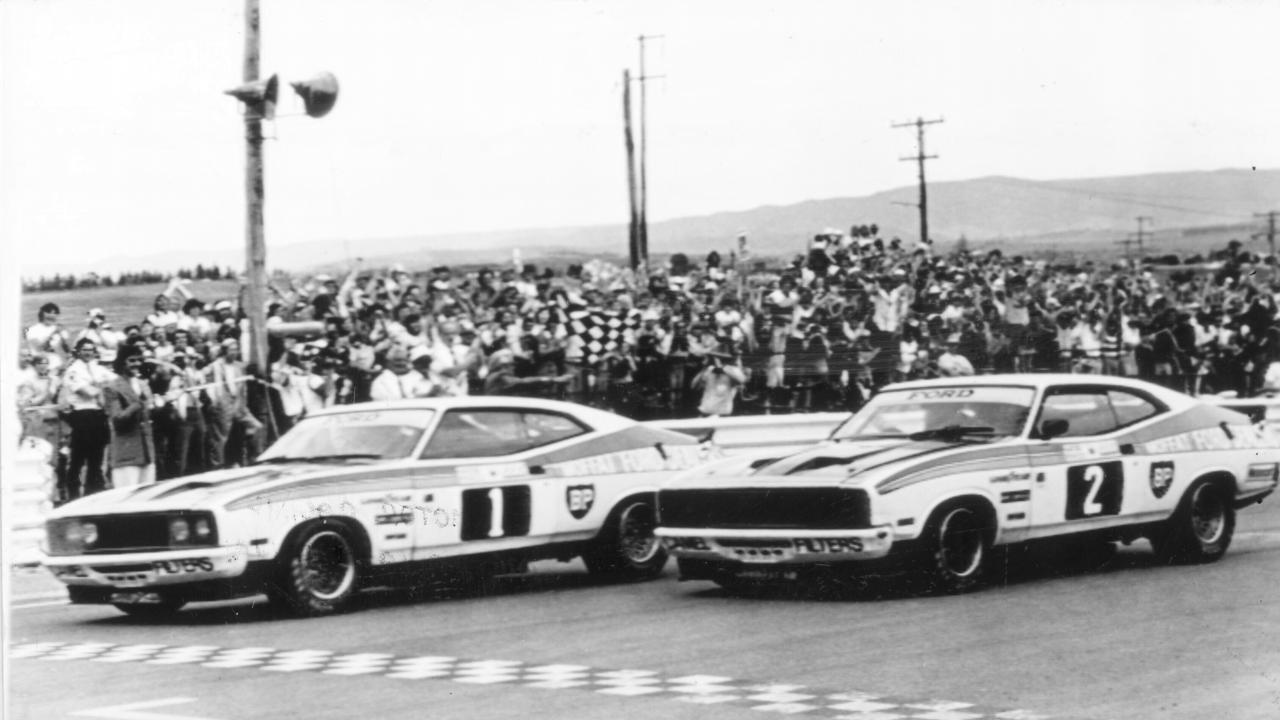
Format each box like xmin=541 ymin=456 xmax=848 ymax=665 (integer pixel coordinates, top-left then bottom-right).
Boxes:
xmin=41 ymin=545 xmax=250 ymax=591
xmin=655 ymin=526 xmax=894 ymax=564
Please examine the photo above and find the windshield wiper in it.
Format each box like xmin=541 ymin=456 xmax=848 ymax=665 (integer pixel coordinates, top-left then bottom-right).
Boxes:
xmin=833 ymin=433 xmax=911 ymax=441
xmin=908 ymin=425 xmax=997 ymax=442
xmin=253 ymin=453 xmax=382 ymax=465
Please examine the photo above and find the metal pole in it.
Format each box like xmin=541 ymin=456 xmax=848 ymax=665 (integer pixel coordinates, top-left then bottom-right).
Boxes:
xmin=243 ymin=0 xmax=268 ymax=374
xmin=637 ymin=36 xmax=648 ymax=270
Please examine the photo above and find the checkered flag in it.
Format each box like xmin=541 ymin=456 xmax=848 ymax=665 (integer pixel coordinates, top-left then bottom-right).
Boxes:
xmin=569 ymin=308 xmax=640 ymax=364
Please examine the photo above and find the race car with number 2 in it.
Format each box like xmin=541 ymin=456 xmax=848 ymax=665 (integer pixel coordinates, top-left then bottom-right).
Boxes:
xmin=42 ymin=397 xmax=708 ymax=617
xmin=656 ymin=375 xmax=1278 ymax=594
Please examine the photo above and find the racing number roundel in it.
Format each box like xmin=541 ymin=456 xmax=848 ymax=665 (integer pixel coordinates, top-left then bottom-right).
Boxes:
xmin=1066 ymin=461 xmax=1124 ymax=519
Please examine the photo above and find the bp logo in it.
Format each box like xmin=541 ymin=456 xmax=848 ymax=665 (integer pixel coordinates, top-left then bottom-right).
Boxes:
xmin=566 ymin=485 xmax=595 ymax=520
xmin=1150 ymin=461 xmax=1175 ymax=499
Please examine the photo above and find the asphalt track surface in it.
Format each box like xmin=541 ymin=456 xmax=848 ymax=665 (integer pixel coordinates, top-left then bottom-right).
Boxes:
xmin=7 ymin=500 xmax=1279 ymax=720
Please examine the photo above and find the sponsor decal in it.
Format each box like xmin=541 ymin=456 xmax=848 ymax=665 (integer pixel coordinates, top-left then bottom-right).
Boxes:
xmin=1062 ymin=440 xmax=1121 ymax=463
xmin=1139 ymin=424 xmax=1268 ymax=454
xmin=566 ymin=484 xmax=596 ymax=519
xmin=905 ymin=388 xmax=975 ymax=400
xmin=793 ymin=537 xmax=864 ymax=554
xmin=151 ymin=558 xmax=214 ymax=574
xmin=544 ymin=444 xmax=704 ymax=478
xmin=1149 ymin=461 xmax=1175 ymax=499
xmin=375 ymin=512 xmax=414 ymax=525
xmin=1001 ymin=490 xmax=1031 ymax=504
xmin=456 ymin=462 xmax=529 ymax=482
xmin=990 ymin=471 xmax=1033 ymax=484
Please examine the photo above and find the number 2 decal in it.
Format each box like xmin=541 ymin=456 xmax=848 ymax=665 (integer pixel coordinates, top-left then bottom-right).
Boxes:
xmin=461 ymin=486 xmax=532 ymax=540
xmin=1066 ymin=461 xmax=1123 ymax=519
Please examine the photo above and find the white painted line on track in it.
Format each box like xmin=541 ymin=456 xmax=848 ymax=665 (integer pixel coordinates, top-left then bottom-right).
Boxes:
xmin=12 ymin=599 xmax=69 ymax=610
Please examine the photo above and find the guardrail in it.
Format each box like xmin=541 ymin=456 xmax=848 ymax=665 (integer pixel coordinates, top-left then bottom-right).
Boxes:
xmin=6 ymin=437 xmax=56 ymax=567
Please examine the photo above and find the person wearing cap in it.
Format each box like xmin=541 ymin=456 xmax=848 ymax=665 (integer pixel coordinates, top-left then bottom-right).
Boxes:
xmin=102 ymin=344 xmax=157 ymax=487
xmin=60 ymin=338 xmax=112 ymax=500
xmin=77 ymin=309 xmax=124 ymax=364
xmin=25 ymin=302 xmax=70 ymax=370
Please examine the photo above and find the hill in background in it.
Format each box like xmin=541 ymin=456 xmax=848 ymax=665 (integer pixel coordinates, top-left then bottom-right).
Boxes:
xmin=31 ymin=168 xmax=1280 ymax=278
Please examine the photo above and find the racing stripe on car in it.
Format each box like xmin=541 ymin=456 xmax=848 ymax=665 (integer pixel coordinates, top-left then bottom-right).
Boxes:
xmin=875 ymin=444 xmax=1051 ymax=494
xmin=10 ymin=640 xmax=1070 ymax=719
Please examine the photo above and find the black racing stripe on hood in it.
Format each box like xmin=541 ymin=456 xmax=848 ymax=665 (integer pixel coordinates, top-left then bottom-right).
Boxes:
xmin=780 ymin=445 xmax=913 ymax=475
xmin=839 ymin=439 xmax=990 ymax=476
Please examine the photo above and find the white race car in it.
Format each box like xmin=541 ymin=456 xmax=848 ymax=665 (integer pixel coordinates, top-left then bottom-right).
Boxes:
xmin=42 ymin=397 xmax=707 ymax=616
xmin=656 ymin=375 xmax=1279 ymax=593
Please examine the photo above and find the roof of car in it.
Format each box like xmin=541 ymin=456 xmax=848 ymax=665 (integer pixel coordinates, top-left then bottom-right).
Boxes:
xmin=884 ymin=374 xmax=1198 ymax=408
xmin=304 ymin=396 xmax=638 ymax=430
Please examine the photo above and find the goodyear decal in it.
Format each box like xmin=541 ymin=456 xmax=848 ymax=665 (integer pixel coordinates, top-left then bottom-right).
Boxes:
xmin=544 ymin=444 xmax=703 ymax=478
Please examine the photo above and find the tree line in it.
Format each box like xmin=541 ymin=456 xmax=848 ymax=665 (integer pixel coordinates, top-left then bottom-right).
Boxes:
xmin=22 ymin=264 xmax=237 ymax=293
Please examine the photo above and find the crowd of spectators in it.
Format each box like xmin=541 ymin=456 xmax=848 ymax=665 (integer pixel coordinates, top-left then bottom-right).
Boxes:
xmin=17 ymin=226 xmax=1280 ymax=503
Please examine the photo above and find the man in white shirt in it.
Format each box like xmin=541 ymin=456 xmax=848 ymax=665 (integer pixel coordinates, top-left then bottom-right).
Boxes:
xmin=76 ymin=308 xmax=124 ymax=364
xmin=936 ymin=334 xmax=976 ymax=377
xmin=60 ymin=339 xmax=112 ymax=500
xmin=369 ymin=346 xmax=431 ymax=401
xmin=25 ymin=302 xmax=70 ymax=372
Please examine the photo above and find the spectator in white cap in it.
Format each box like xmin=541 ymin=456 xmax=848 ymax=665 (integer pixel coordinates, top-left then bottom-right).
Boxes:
xmin=936 ymin=334 xmax=975 ymax=377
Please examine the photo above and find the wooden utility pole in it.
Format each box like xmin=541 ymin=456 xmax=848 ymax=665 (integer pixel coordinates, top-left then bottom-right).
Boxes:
xmin=1133 ymin=216 xmax=1153 ymax=258
xmin=1115 ymin=235 xmax=1137 ymax=265
xmin=893 ymin=117 xmax=943 ymax=245
xmin=242 ymin=0 xmax=268 ymax=374
xmin=623 ymin=69 xmax=641 ymax=270
xmin=637 ymin=34 xmax=663 ymax=271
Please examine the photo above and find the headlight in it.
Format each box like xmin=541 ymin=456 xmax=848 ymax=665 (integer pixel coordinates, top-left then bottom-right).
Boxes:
xmin=194 ymin=518 xmax=212 ymax=539
xmin=81 ymin=522 xmax=98 ymax=546
xmin=169 ymin=518 xmax=191 ymax=544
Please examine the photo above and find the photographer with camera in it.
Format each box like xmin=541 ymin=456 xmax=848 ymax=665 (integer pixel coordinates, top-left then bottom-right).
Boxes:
xmin=691 ymin=352 xmax=746 ymax=417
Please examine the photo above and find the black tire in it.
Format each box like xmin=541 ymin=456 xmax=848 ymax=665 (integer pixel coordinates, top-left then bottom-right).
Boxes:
xmin=582 ymin=498 xmax=668 ymax=579
xmin=269 ymin=523 xmax=361 ymax=616
xmin=920 ymin=503 xmax=991 ymax=594
xmin=112 ymin=594 xmax=186 ymax=617
xmin=1150 ymin=479 xmax=1235 ymax=565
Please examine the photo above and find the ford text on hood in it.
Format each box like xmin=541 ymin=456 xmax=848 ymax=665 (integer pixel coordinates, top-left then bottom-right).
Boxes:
xmin=41 ymin=398 xmax=707 ymax=617
xmin=655 ymin=375 xmax=1278 ymax=594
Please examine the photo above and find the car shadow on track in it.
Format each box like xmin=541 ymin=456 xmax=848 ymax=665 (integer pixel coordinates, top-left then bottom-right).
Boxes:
xmin=84 ymin=566 xmax=670 ymax=626
xmin=683 ymin=541 xmax=1185 ymax=603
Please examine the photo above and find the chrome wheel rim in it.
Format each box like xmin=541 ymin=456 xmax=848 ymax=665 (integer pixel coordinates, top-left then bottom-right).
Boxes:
xmin=939 ymin=508 xmax=983 ymax=577
xmin=618 ymin=503 xmax=661 ymax=564
xmin=1190 ymin=485 xmax=1225 ymax=544
xmin=299 ymin=530 xmax=355 ymax=600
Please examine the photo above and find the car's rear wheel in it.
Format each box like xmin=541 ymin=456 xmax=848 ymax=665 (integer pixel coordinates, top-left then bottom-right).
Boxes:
xmin=269 ymin=523 xmax=361 ymax=616
xmin=1151 ymin=478 xmax=1235 ymax=565
xmin=112 ymin=594 xmax=186 ymax=617
xmin=583 ymin=498 xmax=668 ymax=579
xmin=920 ymin=503 xmax=990 ymax=594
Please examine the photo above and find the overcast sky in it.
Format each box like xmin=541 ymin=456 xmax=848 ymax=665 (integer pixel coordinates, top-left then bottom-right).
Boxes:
xmin=4 ymin=0 xmax=1279 ymax=269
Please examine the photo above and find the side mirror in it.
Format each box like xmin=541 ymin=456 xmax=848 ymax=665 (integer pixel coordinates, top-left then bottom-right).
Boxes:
xmin=1040 ymin=418 xmax=1070 ymax=440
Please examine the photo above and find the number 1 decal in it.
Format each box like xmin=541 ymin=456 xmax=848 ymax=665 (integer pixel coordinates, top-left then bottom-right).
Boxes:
xmin=1066 ymin=461 xmax=1123 ymax=519
xmin=461 ymin=486 xmax=531 ymax=541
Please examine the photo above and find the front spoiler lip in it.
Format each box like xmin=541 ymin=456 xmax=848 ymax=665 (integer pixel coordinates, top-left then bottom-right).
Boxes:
xmin=40 ymin=545 xmax=249 ymax=588
xmin=655 ymin=526 xmax=894 ymax=562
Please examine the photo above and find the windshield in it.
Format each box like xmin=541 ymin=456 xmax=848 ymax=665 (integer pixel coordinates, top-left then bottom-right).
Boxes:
xmin=257 ymin=409 xmax=436 ymax=462
xmin=832 ymin=386 xmax=1034 ymax=441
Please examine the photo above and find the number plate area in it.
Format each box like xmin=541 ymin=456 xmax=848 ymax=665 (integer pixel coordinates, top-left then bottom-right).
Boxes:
xmin=109 ymin=591 xmax=168 ymax=605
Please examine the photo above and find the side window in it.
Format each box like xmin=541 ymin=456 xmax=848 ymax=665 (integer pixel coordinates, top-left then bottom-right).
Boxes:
xmin=420 ymin=410 xmax=588 ymax=459
xmin=522 ymin=411 xmax=587 ymax=446
xmin=1107 ymin=390 xmax=1160 ymax=427
xmin=421 ymin=411 xmax=527 ymax=459
xmin=1038 ymin=392 xmax=1119 ymax=438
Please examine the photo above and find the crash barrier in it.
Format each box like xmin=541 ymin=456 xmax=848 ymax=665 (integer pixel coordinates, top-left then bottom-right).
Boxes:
xmin=6 ymin=437 xmax=56 ymax=566
xmin=648 ymin=412 xmax=848 ymax=455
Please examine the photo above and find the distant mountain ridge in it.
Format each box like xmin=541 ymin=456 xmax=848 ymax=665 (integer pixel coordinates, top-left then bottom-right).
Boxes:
xmin=31 ymin=168 xmax=1280 ymax=277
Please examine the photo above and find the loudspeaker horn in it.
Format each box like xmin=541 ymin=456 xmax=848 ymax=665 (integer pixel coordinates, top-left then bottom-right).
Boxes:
xmin=224 ymin=74 xmax=279 ymax=120
xmin=290 ymin=72 xmax=339 ymax=118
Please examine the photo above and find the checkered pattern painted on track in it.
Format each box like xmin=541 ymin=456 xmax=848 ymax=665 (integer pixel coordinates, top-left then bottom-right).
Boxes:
xmin=11 ymin=641 xmax=1059 ymax=720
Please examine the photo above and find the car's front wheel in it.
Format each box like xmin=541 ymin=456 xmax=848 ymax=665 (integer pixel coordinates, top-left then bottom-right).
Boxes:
xmin=583 ymin=498 xmax=668 ymax=579
xmin=1151 ymin=478 xmax=1235 ymax=564
xmin=920 ymin=503 xmax=990 ymax=594
xmin=269 ymin=523 xmax=361 ymax=616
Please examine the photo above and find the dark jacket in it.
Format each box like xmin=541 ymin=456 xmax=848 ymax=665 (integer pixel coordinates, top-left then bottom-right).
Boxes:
xmin=102 ymin=376 xmax=155 ymax=467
